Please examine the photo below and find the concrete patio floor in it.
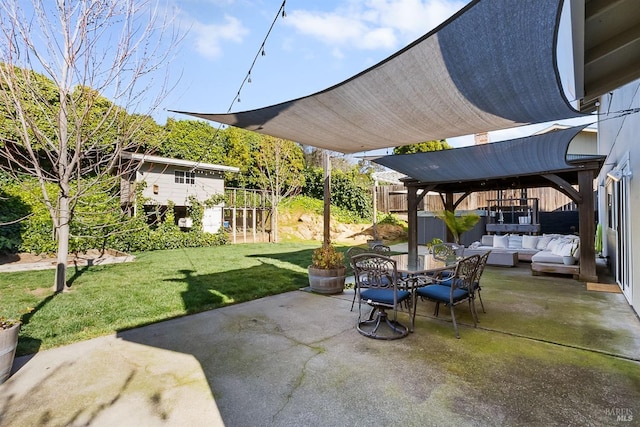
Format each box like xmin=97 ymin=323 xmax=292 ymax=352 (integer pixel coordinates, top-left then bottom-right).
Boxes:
xmin=1 ymin=261 xmax=639 ymax=426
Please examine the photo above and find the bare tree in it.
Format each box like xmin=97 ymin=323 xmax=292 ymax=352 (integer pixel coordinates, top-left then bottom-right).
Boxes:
xmin=254 ymin=136 xmax=305 ymax=243
xmin=0 ymin=1 xmax=180 ymax=292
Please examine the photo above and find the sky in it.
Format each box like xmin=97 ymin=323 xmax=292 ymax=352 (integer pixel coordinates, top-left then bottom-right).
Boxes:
xmin=158 ymin=0 xmax=595 ymax=153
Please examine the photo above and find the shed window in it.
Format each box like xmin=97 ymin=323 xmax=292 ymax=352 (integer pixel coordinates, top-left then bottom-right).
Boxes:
xmin=175 ymin=170 xmax=195 ymax=185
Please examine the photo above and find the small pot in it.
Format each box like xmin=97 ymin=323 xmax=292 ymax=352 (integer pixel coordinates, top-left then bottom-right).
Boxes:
xmin=562 ymin=256 xmax=576 ymax=265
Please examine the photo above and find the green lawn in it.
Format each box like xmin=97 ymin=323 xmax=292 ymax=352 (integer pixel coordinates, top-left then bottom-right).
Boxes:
xmin=0 ymin=243 xmax=331 ymax=356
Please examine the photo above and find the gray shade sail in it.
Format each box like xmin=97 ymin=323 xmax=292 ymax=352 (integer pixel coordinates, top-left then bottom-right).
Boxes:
xmin=173 ymin=0 xmax=584 ymax=154
xmin=373 ymin=125 xmax=604 ymax=193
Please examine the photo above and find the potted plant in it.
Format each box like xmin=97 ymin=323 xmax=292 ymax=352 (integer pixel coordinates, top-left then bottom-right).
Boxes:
xmin=0 ymin=316 xmax=21 ymax=384
xmin=425 ymin=237 xmax=443 ymax=254
xmin=308 ymin=244 xmax=346 ymax=294
xmin=436 ymin=210 xmax=480 ymax=245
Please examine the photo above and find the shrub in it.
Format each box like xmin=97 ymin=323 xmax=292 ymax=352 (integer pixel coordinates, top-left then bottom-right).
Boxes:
xmin=310 ymin=244 xmax=345 ymax=269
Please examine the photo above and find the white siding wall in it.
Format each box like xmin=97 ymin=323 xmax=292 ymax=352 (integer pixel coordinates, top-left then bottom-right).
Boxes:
xmin=138 ymin=164 xmax=224 ymax=206
xmin=567 ymin=131 xmax=597 ymax=155
xmin=598 ymin=79 xmax=640 ymax=310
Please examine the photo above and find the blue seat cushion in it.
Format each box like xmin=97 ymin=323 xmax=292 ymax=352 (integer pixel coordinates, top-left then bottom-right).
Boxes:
xmin=440 ymin=277 xmax=467 ymax=288
xmin=416 ymin=285 xmax=468 ymax=302
xmin=361 ymin=288 xmax=410 ymax=305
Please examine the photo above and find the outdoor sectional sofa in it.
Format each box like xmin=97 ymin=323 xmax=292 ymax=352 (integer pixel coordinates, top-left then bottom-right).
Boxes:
xmin=463 ymin=234 xmax=580 ymax=276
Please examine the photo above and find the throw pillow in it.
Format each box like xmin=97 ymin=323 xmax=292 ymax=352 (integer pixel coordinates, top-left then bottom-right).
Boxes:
xmin=536 ymin=236 xmax=552 ymax=250
xmin=481 ymin=235 xmax=494 ymax=246
xmin=546 ymin=238 xmax=562 ymax=252
xmin=554 ymin=242 xmax=575 ymax=257
xmin=494 ymin=235 xmax=509 ymax=248
xmin=508 ymin=235 xmax=523 ymax=249
xmin=522 ymin=235 xmax=539 ymax=249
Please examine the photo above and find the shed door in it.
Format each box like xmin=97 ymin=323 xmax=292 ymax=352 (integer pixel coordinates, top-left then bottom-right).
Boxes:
xmin=202 ymin=206 xmax=222 ymax=233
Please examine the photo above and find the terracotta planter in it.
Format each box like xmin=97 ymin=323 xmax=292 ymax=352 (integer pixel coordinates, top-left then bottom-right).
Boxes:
xmin=0 ymin=322 xmax=20 ymax=384
xmin=308 ymin=266 xmax=346 ymax=294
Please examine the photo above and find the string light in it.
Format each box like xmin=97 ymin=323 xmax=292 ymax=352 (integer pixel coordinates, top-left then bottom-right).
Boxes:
xmin=226 ymin=0 xmax=286 ymax=113
xmin=188 ymin=0 xmax=287 ymax=173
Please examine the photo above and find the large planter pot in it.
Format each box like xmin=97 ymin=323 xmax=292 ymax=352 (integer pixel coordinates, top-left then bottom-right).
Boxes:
xmin=0 ymin=322 xmax=20 ymax=384
xmin=308 ymin=266 xmax=346 ymax=294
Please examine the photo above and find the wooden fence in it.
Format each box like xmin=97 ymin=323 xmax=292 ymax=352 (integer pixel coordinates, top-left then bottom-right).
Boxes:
xmin=376 ymin=185 xmax=577 ymax=214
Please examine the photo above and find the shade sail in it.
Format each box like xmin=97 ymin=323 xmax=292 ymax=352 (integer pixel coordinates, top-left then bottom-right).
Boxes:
xmin=173 ymin=0 xmax=584 ymax=154
xmin=373 ymin=125 xmax=605 ymax=193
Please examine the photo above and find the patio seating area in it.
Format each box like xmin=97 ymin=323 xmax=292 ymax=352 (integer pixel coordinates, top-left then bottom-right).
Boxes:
xmin=2 ymin=259 xmax=639 ymax=426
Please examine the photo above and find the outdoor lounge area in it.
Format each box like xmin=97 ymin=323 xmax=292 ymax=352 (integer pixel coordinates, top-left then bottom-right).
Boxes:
xmin=3 ymin=258 xmax=639 ymax=425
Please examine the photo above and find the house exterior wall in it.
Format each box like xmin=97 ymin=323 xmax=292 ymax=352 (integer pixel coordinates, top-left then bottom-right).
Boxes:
xmin=567 ymin=130 xmax=597 ymax=155
xmin=137 ymin=164 xmax=224 ymax=206
xmin=598 ymin=79 xmax=639 ymax=310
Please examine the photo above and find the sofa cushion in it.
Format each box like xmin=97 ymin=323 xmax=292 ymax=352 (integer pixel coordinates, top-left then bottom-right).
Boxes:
xmin=481 ymin=235 xmax=494 ymax=246
xmin=522 ymin=235 xmax=538 ymax=249
xmin=546 ymin=238 xmax=564 ymax=252
xmin=553 ymin=241 xmax=574 ymax=256
xmin=531 ymin=250 xmax=564 ymax=263
xmin=536 ymin=235 xmax=552 ymax=250
xmin=508 ymin=235 xmax=523 ymax=249
xmin=494 ymin=235 xmax=509 ymax=248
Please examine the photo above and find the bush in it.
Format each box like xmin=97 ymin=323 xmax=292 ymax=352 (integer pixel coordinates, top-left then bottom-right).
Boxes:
xmin=0 ymin=176 xmax=228 ymax=254
xmin=302 ymin=168 xmax=372 ymax=220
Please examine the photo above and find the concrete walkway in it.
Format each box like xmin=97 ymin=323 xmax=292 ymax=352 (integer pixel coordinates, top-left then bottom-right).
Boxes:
xmin=2 ymin=263 xmax=640 ymax=426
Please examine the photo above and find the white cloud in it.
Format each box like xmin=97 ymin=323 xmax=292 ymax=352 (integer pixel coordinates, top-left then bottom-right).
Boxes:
xmin=285 ymin=0 xmax=468 ymax=52
xmin=368 ymin=0 xmax=467 ymax=37
xmin=286 ymin=11 xmax=371 ymax=47
xmin=191 ymin=15 xmax=249 ymax=59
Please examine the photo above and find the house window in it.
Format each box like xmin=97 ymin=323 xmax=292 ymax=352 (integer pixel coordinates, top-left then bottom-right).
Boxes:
xmin=175 ymin=170 xmax=195 ymax=185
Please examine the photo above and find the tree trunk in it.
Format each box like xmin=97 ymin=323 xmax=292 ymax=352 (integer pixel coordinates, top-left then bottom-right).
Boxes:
xmin=273 ymin=205 xmax=279 ymax=243
xmin=54 ymin=193 xmax=70 ymax=292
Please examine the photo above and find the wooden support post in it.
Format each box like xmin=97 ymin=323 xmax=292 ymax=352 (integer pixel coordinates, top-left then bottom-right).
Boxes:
xmin=406 ymin=182 xmax=419 ymax=270
xmin=578 ymin=170 xmax=597 ymax=282
xmin=323 ymin=150 xmax=331 ymax=246
xmin=232 ymin=207 xmax=237 ymax=244
xmin=252 ymin=207 xmax=257 ymax=243
xmin=444 ymin=193 xmax=455 ymax=243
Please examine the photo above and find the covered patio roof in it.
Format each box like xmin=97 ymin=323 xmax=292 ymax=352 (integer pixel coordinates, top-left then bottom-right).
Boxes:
xmin=373 ymin=125 xmax=605 ymax=194
xmin=373 ymin=125 xmax=605 ymax=282
xmin=174 ymin=0 xmax=583 ymax=153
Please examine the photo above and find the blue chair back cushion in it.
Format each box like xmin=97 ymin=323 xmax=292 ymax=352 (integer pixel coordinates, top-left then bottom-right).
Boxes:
xmin=416 ymin=285 xmax=468 ymax=302
xmin=360 ymin=288 xmax=410 ymax=305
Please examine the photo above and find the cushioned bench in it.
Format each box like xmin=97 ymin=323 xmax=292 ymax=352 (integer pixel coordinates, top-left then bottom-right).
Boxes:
xmin=462 ymin=248 xmax=518 ymax=267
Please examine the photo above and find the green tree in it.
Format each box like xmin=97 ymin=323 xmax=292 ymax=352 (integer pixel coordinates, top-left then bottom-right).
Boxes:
xmin=161 ymin=119 xmax=224 ymax=164
xmin=393 ymin=140 xmax=451 ymax=155
xmin=302 ymin=168 xmax=372 ymax=220
xmin=220 ymin=126 xmax=260 ymax=188
xmin=253 ymin=136 xmax=305 ymax=242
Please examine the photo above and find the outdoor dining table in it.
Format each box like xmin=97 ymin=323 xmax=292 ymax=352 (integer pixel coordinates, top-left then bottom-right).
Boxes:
xmin=390 ymin=254 xmax=449 ymax=289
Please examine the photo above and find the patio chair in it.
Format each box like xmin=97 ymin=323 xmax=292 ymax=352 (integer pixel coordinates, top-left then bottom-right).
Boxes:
xmin=472 ymin=250 xmax=491 ymax=313
xmin=371 ymin=244 xmax=391 ymax=253
xmin=412 ymin=254 xmax=480 ymax=338
xmin=432 ymin=243 xmax=463 ymax=265
xmin=346 ymin=245 xmax=392 ymax=311
xmin=351 ymin=253 xmax=412 ymax=340
xmin=438 ymin=249 xmax=491 ymax=315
